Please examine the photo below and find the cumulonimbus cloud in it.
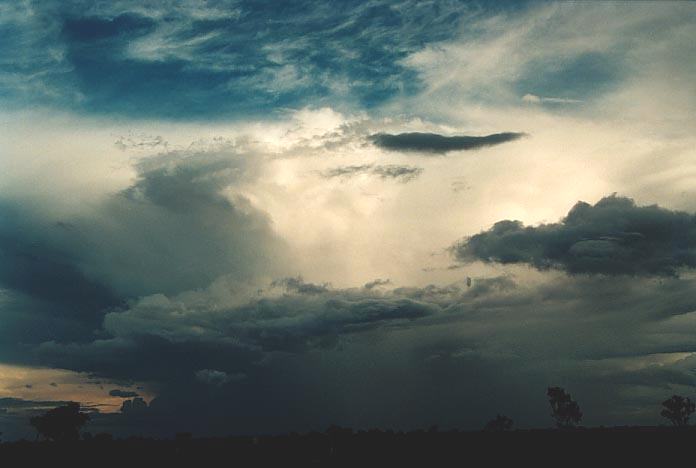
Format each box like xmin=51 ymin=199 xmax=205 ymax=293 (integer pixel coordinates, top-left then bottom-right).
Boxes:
xmin=369 ymin=132 xmax=526 ymax=154
xmin=453 ymin=195 xmax=696 ymax=276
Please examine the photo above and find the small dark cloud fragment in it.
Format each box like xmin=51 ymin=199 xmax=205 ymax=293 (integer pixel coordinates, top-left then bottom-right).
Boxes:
xmin=453 ymin=195 xmax=696 ymax=276
xmin=322 ymin=164 xmax=423 ymax=182
xmin=114 ymin=134 xmax=168 ymax=151
xmin=370 ymin=132 xmax=526 ymax=154
xmin=109 ymin=389 xmax=139 ymax=398
xmin=0 ymin=397 xmax=69 ymax=410
xmin=195 ymin=369 xmax=246 ymax=387
xmin=364 ymin=278 xmax=391 ymax=289
xmin=271 ymin=277 xmax=330 ymax=295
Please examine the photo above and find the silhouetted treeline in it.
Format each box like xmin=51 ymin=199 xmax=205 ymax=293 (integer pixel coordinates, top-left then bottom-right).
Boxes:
xmin=3 ymin=387 xmax=695 ymax=464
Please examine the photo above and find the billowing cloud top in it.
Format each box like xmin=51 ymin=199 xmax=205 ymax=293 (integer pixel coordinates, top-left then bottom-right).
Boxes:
xmin=454 ymin=196 xmax=696 ymax=277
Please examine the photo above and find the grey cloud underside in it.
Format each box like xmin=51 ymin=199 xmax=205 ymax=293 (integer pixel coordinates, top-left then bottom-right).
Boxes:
xmin=25 ymin=274 xmax=696 ymax=435
xmin=454 ymin=195 xmax=696 ymax=277
xmin=369 ymin=132 xmax=526 ymax=154
xmin=321 ymin=164 xmax=423 ymax=182
xmin=101 ymin=279 xmax=438 ymax=355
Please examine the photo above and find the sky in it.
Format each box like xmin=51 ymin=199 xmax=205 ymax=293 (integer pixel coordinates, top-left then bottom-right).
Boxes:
xmin=1 ymin=0 xmax=696 ymax=439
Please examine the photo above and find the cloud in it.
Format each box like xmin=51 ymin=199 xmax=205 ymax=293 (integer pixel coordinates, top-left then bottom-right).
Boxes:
xmin=453 ymin=195 xmax=696 ymax=276
xmin=99 ymin=281 xmax=438 ymax=354
xmin=2 ymin=146 xmax=287 ymax=300
xmin=271 ymin=276 xmax=330 ymax=295
xmin=0 ymin=142 xmax=291 ymax=379
xmin=522 ymin=94 xmax=583 ymax=105
xmin=1 ymin=1 xmax=696 ymax=440
xmin=195 ymin=369 xmax=246 ymax=387
xmin=109 ymin=389 xmax=139 ymax=398
xmin=114 ymin=133 xmax=168 ymax=151
xmin=29 ymin=272 xmax=696 ymax=435
xmin=0 ymin=202 xmax=121 ymax=326
xmin=364 ymin=278 xmax=391 ymax=289
xmin=321 ymin=164 xmax=423 ymax=182
xmin=0 ymin=0 xmax=473 ymax=117
xmin=0 ymin=397 xmax=70 ymax=411
xmin=369 ymin=132 xmax=526 ymax=154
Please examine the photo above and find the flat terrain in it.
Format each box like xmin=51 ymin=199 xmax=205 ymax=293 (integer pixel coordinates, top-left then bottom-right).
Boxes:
xmin=1 ymin=427 xmax=693 ymax=465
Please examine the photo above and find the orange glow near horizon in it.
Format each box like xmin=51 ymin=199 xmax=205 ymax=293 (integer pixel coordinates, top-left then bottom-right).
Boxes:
xmin=0 ymin=364 xmax=154 ymax=414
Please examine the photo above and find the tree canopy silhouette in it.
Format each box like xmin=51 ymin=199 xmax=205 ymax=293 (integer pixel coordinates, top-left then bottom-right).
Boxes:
xmin=547 ymin=387 xmax=582 ymax=429
xmin=29 ymin=402 xmax=89 ymax=441
xmin=660 ymin=395 xmax=695 ymax=427
xmin=484 ymin=414 xmax=514 ymax=431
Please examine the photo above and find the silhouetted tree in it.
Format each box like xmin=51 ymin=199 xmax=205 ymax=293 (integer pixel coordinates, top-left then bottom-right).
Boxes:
xmin=120 ymin=396 xmax=148 ymax=413
xmin=484 ymin=414 xmax=514 ymax=431
xmin=29 ymin=402 xmax=89 ymax=441
xmin=661 ymin=395 xmax=695 ymax=427
xmin=547 ymin=387 xmax=582 ymax=428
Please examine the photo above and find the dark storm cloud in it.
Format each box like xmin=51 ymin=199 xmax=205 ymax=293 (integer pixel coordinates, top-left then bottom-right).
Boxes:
xmin=24 ymin=279 xmax=447 ymax=391
xmin=0 ymin=0 xmax=474 ymax=118
xmin=61 ymin=149 xmax=288 ymax=297
xmin=24 ymin=273 xmax=696 ymax=437
xmin=453 ymin=195 xmax=696 ymax=276
xmin=364 ymin=278 xmax=391 ymax=289
xmin=321 ymin=164 xmax=423 ymax=182
xmin=109 ymin=389 xmax=139 ymax=398
xmin=271 ymin=276 xmax=330 ymax=295
xmin=369 ymin=132 xmax=526 ymax=153
xmin=0 ymin=209 xmax=121 ymax=349
xmin=0 ymin=146 xmax=288 ymax=371
xmin=100 ymin=284 xmax=439 ymax=354
xmin=0 ymin=203 xmax=120 ymax=315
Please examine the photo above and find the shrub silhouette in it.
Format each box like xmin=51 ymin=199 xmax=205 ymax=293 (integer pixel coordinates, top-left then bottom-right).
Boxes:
xmin=29 ymin=402 xmax=89 ymax=441
xmin=547 ymin=387 xmax=582 ymax=428
xmin=660 ymin=395 xmax=695 ymax=427
xmin=484 ymin=414 xmax=514 ymax=431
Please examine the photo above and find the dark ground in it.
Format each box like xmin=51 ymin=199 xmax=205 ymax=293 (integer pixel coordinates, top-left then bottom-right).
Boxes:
xmin=1 ymin=427 xmax=694 ymax=466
